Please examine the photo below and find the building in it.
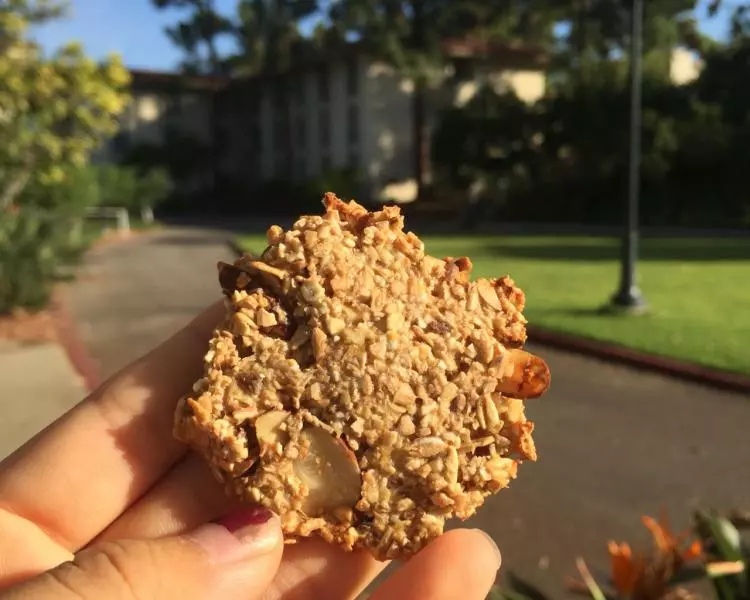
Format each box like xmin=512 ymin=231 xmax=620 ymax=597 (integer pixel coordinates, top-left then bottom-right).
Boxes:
xmin=101 ymin=42 xmax=548 ymax=205
xmin=669 ymin=47 xmax=703 ymax=86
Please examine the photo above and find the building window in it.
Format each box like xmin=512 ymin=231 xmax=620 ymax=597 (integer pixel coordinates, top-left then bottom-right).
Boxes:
xmin=294 ymin=155 xmax=306 ymax=179
xmin=275 ymin=153 xmax=288 ymax=177
xmin=295 ymin=114 xmax=306 ymax=150
xmin=317 ymin=66 xmax=329 ymax=104
xmin=347 ymin=148 xmax=359 ymax=170
xmin=319 ymin=107 xmax=330 ymax=148
xmin=112 ymin=131 xmax=132 ymax=156
xmin=294 ymin=75 xmax=306 ymax=105
xmin=321 ymin=152 xmax=331 ymax=172
xmin=248 ymin=122 xmax=260 ymax=151
xmin=346 ymin=57 xmax=359 ymax=97
xmin=347 ymin=103 xmax=359 ymax=145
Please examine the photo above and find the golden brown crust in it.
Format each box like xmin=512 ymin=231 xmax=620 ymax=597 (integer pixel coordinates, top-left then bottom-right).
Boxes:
xmin=174 ymin=193 xmax=550 ymax=560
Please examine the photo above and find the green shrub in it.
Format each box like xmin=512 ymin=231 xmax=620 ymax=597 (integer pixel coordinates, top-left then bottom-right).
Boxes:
xmin=0 ymin=162 xmax=173 ymax=314
xmin=95 ymin=164 xmax=139 ymax=210
xmin=137 ymin=167 xmax=173 ymax=213
xmin=229 ymin=168 xmax=364 ymax=216
xmin=84 ymin=164 xmax=173 ymax=218
xmin=0 ymin=208 xmax=87 ymax=313
xmin=431 ymin=62 xmax=750 ymax=229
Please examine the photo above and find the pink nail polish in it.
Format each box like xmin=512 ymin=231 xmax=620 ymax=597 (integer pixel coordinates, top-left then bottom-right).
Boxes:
xmin=218 ymin=505 xmax=274 ymax=532
xmin=190 ymin=506 xmax=280 ymax=564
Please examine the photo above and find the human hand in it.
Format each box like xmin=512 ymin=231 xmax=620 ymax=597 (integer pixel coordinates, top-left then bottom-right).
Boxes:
xmin=0 ymin=304 xmax=502 ymax=600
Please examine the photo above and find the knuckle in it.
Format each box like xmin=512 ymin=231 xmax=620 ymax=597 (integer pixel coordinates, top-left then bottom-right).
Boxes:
xmin=54 ymin=539 xmax=159 ymax=600
xmin=44 ymin=560 xmax=89 ymax=600
xmin=91 ymin=539 xmax=157 ymax=600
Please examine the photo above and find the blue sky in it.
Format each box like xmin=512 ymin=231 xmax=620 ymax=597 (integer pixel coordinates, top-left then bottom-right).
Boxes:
xmin=32 ymin=0 xmax=734 ymax=71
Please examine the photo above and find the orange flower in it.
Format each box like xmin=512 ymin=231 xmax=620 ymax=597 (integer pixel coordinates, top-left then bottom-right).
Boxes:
xmin=599 ymin=515 xmax=703 ymax=599
xmin=641 ymin=514 xmax=702 ymax=563
xmin=608 ymin=541 xmax=641 ymax=595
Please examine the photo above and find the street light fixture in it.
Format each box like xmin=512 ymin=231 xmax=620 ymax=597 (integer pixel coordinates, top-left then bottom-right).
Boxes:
xmin=611 ymin=0 xmax=647 ymax=312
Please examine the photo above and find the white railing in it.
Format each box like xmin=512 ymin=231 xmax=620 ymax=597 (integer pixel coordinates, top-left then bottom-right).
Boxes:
xmin=85 ymin=206 xmax=130 ymax=234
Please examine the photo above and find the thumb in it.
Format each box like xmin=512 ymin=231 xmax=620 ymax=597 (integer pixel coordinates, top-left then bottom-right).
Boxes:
xmin=1 ymin=506 xmax=283 ymax=600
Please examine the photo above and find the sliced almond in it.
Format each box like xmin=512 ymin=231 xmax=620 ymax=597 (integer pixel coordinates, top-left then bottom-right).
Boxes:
xmin=410 ymin=436 xmax=447 ymax=458
xmin=476 ymin=280 xmax=503 ymax=311
xmin=482 ymin=394 xmax=502 ymax=431
xmin=246 ymin=260 xmax=287 ymax=282
xmin=504 ymin=398 xmax=525 ymax=423
xmin=288 ymin=325 xmax=311 ymax=349
xmin=218 ymin=260 xmax=287 ymax=295
xmin=496 ymin=349 xmax=551 ymax=399
xmin=254 ymin=410 xmax=290 ymax=448
xmin=293 ymin=427 xmax=361 ymax=515
xmin=311 ymin=327 xmax=327 ymax=361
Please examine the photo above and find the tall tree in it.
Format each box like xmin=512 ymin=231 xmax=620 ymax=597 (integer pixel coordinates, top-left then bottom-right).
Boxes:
xmin=0 ymin=0 xmax=131 ymax=209
xmin=541 ymin=0 xmax=704 ymax=83
xmin=151 ymin=0 xmax=234 ymax=74
xmin=230 ymin=0 xmax=319 ymax=75
xmin=328 ymin=0 xmax=553 ymax=200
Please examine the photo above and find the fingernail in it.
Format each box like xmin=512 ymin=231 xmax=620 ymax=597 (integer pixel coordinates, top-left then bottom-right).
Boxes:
xmin=188 ymin=506 xmax=280 ymax=565
xmin=219 ymin=505 xmax=275 ymax=533
xmin=472 ymin=529 xmax=502 ymax=569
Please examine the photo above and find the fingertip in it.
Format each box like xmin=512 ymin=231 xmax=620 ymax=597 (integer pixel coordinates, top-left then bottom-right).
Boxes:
xmin=469 ymin=528 xmax=502 ymax=570
xmin=369 ymin=529 xmax=501 ymax=600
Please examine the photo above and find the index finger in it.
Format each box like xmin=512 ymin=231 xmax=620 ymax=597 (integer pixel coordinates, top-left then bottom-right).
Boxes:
xmin=0 ymin=302 xmax=224 ymax=553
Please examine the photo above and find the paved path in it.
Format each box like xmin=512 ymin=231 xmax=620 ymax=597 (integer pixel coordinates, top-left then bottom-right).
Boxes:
xmin=68 ymin=228 xmax=750 ymax=596
xmin=0 ymin=341 xmax=86 ymax=460
xmin=69 ymin=228 xmax=235 ymax=379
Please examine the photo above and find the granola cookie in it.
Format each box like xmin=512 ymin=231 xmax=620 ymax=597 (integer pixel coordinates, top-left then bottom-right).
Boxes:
xmin=175 ymin=193 xmax=551 ymax=560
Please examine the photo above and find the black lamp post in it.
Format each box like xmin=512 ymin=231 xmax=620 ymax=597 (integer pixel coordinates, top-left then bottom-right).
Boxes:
xmin=611 ymin=0 xmax=647 ymax=312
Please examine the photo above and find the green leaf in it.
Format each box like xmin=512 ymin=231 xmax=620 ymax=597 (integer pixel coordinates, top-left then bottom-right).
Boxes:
xmin=505 ymin=572 xmax=552 ymax=600
xmin=694 ymin=511 xmax=748 ymax=600
xmin=697 ymin=511 xmax=743 ymax=561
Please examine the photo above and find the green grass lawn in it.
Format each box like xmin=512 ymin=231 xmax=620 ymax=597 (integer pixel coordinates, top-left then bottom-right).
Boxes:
xmin=236 ymin=234 xmax=750 ymax=376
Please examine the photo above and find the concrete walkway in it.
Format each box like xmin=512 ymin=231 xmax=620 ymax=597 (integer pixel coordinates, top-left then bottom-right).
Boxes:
xmin=67 ymin=227 xmax=750 ymax=596
xmin=0 ymin=340 xmax=86 ymax=460
xmin=69 ymin=228 xmax=235 ymax=379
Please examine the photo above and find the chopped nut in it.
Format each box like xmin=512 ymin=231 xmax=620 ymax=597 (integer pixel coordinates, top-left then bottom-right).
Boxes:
xmin=330 ymin=275 xmax=347 ymax=293
xmin=256 ymin=309 xmax=278 ymax=328
xmin=382 ymin=312 xmax=404 ymax=332
xmin=326 ymin=316 xmax=346 ymax=336
xmin=255 ymin=411 xmax=290 ymax=449
xmin=393 ymin=383 xmax=416 ymax=407
xmin=496 ymin=349 xmax=551 ymax=399
xmin=439 ymin=382 xmax=458 ymax=403
xmin=398 ymin=415 xmax=416 ymax=436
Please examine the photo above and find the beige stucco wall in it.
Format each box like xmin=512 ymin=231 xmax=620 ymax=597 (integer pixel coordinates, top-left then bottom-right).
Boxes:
xmin=362 ymin=61 xmax=415 ymax=200
xmin=97 ymin=56 xmax=546 ymax=203
xmin=454 ymin=69 xmax=546 ymax=107
xmin=670 ymin=47 xmax=702 ymax=86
